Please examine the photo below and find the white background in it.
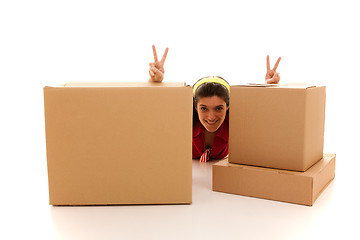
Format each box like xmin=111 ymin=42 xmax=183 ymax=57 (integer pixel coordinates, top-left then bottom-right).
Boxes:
xmin=1 ymin=0 xmax=359 ymax=239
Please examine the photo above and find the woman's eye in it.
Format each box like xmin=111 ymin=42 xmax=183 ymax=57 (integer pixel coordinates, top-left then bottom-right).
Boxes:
xmin=217 ymin=107 xmax=223 ymax=111
xmin=200 ymin=107 xmax=207 ymax=111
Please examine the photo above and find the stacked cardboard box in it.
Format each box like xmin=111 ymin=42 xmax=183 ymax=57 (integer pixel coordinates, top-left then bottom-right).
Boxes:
xmin=44 ymin=82 xmax=192 ymax=205
xmin=213 ymin=83 xmax=335 ymax=206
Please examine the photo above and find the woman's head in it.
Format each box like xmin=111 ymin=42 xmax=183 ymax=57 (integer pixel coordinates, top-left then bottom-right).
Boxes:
xmin=193 ymin=76 xmax=230 ymax=132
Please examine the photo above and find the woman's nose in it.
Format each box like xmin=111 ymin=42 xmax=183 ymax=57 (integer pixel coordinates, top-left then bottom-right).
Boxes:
xmin=207 ymin=111 xmax=216 ymax=120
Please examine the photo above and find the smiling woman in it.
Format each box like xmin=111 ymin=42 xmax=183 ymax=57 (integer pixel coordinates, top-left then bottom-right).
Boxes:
xmin=148 ymin=45 xmax=281 ymax=162
xmin=192 ymin=77 xmax=230 ymax=162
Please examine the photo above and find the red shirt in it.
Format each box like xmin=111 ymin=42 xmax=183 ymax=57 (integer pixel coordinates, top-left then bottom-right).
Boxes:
xmin=192 ymin=112 xmax=229 ymax=159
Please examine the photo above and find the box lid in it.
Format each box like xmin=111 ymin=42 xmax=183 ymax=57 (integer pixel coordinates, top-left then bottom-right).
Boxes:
xmin=49 ymin=82 xmax=188 ymax=88
xmin=220 ymin=154 xmax=335 ymax=177
xmin=232 ymin=83 xmax=320 ymax=89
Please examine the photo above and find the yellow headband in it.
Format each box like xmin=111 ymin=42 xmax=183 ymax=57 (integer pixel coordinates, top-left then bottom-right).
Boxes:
xmin=193 ymin=76 xmax=230 ymax=96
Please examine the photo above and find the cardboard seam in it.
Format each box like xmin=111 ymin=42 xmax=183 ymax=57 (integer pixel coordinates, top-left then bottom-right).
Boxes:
xmin=302 ymin=89 xmax=309 ymax=171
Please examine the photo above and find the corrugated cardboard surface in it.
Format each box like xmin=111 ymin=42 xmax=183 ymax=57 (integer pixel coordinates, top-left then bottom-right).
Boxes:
xmin=229 ymin=84 xmax=326 ymax=171
xmin=44 ymin=82 xmax=192 ymax=205
xmin=213 ymin=154 xmax=336 ymax=206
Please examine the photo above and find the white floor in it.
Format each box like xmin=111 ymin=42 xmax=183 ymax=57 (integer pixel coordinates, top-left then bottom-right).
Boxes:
xmin=2 ymin=153 xmax=358 ymax=240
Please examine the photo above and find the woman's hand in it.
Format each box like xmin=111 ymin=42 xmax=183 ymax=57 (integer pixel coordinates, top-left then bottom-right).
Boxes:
xmin=265 ymin=55 xmax=281 ymax=84
xmin=149 ymin=45 xmax=169 ymax=82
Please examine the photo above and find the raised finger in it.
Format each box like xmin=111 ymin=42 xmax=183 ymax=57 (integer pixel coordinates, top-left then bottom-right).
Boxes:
xmin=152 ymin=45 xmax=158 ymax=62
xmin=161 ymin=47 xmax=169 ymax=65
xmin=266 ymin=55 xmax=270 ymax=71
xmin=272 ymin=57 xmax=281 ymax=71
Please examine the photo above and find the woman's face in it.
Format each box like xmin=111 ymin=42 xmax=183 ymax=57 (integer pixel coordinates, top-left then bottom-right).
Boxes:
xmin=196 ymin=96 xmax=229 ymax=133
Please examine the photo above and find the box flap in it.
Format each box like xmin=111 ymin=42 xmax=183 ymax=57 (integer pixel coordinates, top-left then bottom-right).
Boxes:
xmin=276 ymin=83 xmax=317 ymax=89
xmin=232 ymin=83 xmax=319 ymax=89
xmin=226 ymin=162 xmax=304 ymax=175
xmin=61 ymin=82 xmax=187 ymax=87
xmin=234 ymin=83 xmax=278 ymax=88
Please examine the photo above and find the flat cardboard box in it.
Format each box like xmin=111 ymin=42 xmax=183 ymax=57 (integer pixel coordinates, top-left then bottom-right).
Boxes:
xmin=229 ymin=83 xmax=326 ymax=171
xmin=44 ymin=82 xmax=192 ymax=205
xmin=213 ymin=154 xmax=335 ymax=206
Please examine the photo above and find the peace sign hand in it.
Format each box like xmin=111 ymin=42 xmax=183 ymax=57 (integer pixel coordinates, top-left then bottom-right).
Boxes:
xmin=149 ymin=45 xmax=169 ymax=82
xmin=265 ymin=55 xmax=281 ymax=84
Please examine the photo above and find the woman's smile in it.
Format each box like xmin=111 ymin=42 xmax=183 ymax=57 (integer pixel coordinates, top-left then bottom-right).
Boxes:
xmin=205 ymin=120 xmax=218 ymax=125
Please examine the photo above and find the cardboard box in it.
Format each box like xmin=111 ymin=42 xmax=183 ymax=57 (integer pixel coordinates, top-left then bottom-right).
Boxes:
xmin=229 ymin=83 xmax=326 ymax=171
xmin=213 ymin=154 xmax=335 ymax=206
xmin=44 ymin=82 xmax=192 ymax=205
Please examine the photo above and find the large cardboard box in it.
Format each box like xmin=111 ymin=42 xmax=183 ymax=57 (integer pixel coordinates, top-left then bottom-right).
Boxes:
xmin=229 ymin=84 xmax=326 ymax=171
xmin=213 ymin=154 xmax=335 ymax=206
xmin=44 ymin=82 xmax=192 ymax=205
